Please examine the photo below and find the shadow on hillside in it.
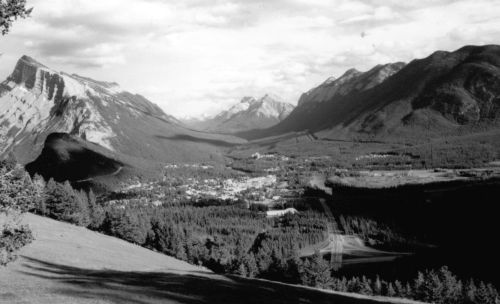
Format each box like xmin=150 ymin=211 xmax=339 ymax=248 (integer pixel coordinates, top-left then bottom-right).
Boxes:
xmin=155 ymin=134 xmax=241 ymax=148
xmin=18 ymin=257 xmax=386 ymax=304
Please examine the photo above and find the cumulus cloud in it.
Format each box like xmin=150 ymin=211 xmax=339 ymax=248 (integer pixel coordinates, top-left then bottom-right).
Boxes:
xmin=0 ymin=0 xmax=499 ymax=117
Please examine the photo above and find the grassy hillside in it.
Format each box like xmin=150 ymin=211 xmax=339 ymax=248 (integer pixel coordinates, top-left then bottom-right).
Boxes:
xmin=0 ymin=214 xmax=421 ymax=304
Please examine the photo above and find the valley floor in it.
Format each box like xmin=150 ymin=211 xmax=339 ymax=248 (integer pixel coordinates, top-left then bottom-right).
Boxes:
xmin=0 ymin=214 xmax=422 ymax=304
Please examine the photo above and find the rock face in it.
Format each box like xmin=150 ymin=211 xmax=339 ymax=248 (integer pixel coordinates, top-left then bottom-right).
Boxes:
xmin=239 ymin=45 xmax=500 ymax=140
xmin=297 ymin=63 xmax=406 ymax=106
xmin=0 ymin=56 xmax=242 ymax=164
xmin=189 ymin=94 xmax=295 ymax=133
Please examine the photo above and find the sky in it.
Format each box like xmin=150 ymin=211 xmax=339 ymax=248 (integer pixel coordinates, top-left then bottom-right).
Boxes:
xmin=1 ymin=0 xmax=500 ymax=118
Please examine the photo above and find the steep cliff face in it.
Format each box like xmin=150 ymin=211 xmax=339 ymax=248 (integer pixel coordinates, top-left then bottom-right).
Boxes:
xmin=0 ymin=56 xmax=242 ymax=164
xmin=0 ymin=56 xmax=123 ymax=159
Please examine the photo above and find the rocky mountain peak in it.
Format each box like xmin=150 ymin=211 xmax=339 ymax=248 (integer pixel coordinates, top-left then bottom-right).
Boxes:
xmin=0 ymin=55 xmax=179 ymax=163
xmin=187 ymin=93 xmax=294 ymax=133
xmin=18 ymin=55 xmax=48 ymax=68
xmin=240 ymin=96 xmax=257 ymax=104
xmin=260 ymin=93 xmax=285 ymax=104
xmin=298 ymin=62 xmax=405 ymax=106
xmin=8 ymin=55 xmax=55 ymax=89
xmin=322 ymin=76 xmax=337 ymax=85
xmin=340 ymin=68 xmax=361 ymax=78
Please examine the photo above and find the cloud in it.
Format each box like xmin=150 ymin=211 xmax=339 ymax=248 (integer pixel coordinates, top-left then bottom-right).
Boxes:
xmin=1 ymin=0 xmax=500 ymax=117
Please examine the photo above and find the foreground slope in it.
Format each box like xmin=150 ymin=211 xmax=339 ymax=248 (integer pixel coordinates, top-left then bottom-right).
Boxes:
xmin=0 ymin=214 xmax=419 ymax=304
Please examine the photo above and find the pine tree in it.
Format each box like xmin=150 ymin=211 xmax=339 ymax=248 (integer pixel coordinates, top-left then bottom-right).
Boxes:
xmin=476 ymin=282 xmax=491 ymax=304
xmin=108 ymin=208 xmax=148 ymax=245
xmin=394 ymin=280 xmax=405 ymax=297
xmin=465 ymin=280 xmax=477 ymax=304
xmin=32 ymin=174 xmax=46 ymax=215
xmin=438 ymin=266 xmax=461 ymax=303
xmin=245 ymin=254 xmax=258 ymax=278
xmin=299 ymin=251 xmax=332 ymax=289
xmin=373 ymin=276 xmax=383 ymax=295
xmin=87 ymin=190 xmax=105 ymax=229
xmin=236 ymin=262 xmax=247 ymax=277
xmin=487 ymin=284 xmax=499 ymax=304
xmin=405 ymin=282 xmax=413 ymax=299
xmin=0 ymin=162 xmax=35 ymax=266
xmin=414 ymin=271 xmax=426 ymax=299
xmin=387 ymin=282 xmax=396 ymax=297
xmin=359 ymin=276 xmax=373 ymax=295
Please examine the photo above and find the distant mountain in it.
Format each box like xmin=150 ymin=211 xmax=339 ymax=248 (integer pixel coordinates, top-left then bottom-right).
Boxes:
xmin=0 ymin=56 xmax=244 ymax=178
xmin=184 ymin=94 xmax=294 ymax=133
xmin=178 ymin=113 xmax=216 ymax=131
xmin=239 ymin=45 xmax=500 ymax=141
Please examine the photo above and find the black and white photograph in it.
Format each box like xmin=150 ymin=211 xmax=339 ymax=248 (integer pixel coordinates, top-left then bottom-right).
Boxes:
xmin=1 ymin=0 xmax=500 ymax=303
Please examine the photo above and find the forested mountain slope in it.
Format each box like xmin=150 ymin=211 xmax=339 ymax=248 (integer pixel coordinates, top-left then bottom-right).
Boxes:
xmin=240 ymin=45 xmax=500 ymax=141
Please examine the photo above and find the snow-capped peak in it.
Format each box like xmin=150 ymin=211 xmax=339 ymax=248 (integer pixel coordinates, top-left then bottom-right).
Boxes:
xmin=198 ymin=94 xmax=295 ymax=133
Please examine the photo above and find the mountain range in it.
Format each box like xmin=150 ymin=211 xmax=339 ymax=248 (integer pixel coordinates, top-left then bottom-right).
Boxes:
xmin=181 ymin=94 xmax=294 ymax=133
xmin=1 ymin=45 xmax=500 ymax=183
xmin=239 ymin=45 xmax=500 ymax=141
xmin=0 ymin=56 xmax=243 ymax=183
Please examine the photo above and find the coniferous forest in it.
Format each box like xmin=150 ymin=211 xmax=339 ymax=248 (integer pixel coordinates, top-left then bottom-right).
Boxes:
xmin=1 ymin=158 xmax=499 ymax=304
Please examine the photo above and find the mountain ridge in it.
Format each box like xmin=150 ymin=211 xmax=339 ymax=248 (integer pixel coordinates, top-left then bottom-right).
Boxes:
xmin=182 ymin=94 xmax=295 ymax=133
xmin=239 ymin=45 xmax=500 ymax=141
xmin=0 ymin=55 xmax=244 ymax=166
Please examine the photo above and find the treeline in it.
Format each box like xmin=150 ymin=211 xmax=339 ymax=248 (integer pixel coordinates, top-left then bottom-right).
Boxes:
xmin=32 ymin=180 xmax=499 ymax=303
xmin=28 ymin=177 xmax=329 ymax=279
xmin=337 ymin=215 xmax=418 ymax=250
xmin=300 ymin=253 xmax=498 ymax=304
xmin=286 ymin=197 xmax=416 ymax=250
xmin=354 ymin=140 xmax=498 ymax=170
xmin=35 ymin=178 xmax=105 ymax=229
xmin=5 ymin=161 xmax=499 ymax=303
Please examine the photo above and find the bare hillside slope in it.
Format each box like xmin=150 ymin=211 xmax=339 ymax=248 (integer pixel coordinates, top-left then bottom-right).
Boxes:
xmin=0 ymin=214 xmax=422 ymax=304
